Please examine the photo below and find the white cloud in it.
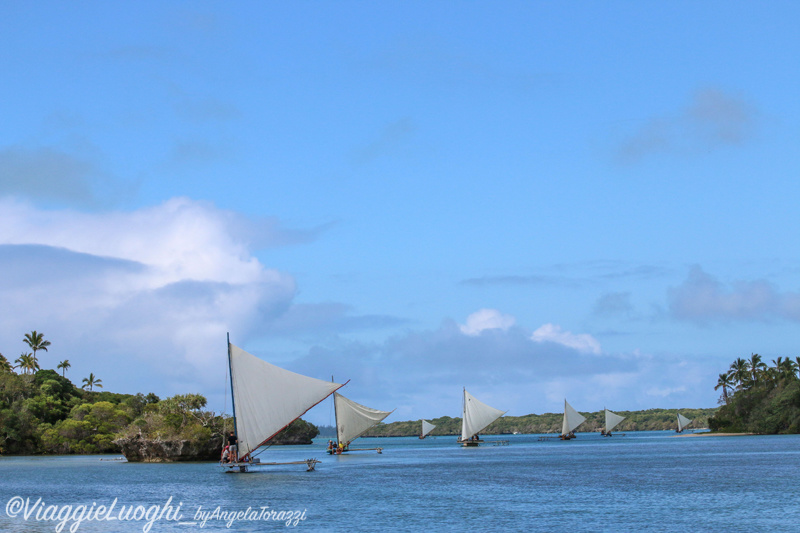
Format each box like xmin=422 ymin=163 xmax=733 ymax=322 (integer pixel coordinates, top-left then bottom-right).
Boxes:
xmin=459 ymin=309 xmax=516 ymax=336
xmin=0 ymin=197 xmax=298 ymax=397
xmin=531 ymin=323 xmax=601 ymax=355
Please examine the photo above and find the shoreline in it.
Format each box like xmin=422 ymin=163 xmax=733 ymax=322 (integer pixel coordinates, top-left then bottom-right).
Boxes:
xmin=675 ymin=432 xmax=755 ymax=437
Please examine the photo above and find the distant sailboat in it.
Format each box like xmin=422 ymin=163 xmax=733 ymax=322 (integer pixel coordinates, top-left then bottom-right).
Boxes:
xmin=676 ymin=413 xmax=693 ymax=433
xmin=420 ymin=419 xmax=436 ymax=439
xmin=459 ymin=388 xmax=506 ymax=446
xmin=328 ymin=392 xmax=393 ymax=454
xmin=601 ymin=408 xmax=625 ymax=437
xmin=560 ymin=399 xmax=586 ymax=440
xmin=222 ymin=336 xmax=345 ymax=472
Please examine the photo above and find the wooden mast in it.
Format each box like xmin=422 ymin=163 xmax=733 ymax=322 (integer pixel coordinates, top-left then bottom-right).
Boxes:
xmin=227 ymin=333 xmax=238 ymax=450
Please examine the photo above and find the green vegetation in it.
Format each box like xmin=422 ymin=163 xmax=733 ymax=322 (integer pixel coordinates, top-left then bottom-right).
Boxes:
xmin=365 ymin=407 xmax=717 ymax=437
xmin=0 ymin=331 xmax=318 ymax=457
xmin=709 ymin=354 xmax=800 ymax=434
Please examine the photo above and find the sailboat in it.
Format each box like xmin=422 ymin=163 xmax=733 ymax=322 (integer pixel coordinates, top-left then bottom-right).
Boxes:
xmin=328 ymin=392 xmax=393 ymax=454
xmin=222 ymin=335 xmax=345 ymax=472
xmin=459 ymin=389 xmax=506 ymax=446
xmin=676 ymin=413 xmax=693 ymax=433
xmin=601 ymin=408 xmax=626 ymax=437
xmin=560 ymin=399 xmax=586 ymax=440
xmin=419 ymin=419 xmax=436 ymax=439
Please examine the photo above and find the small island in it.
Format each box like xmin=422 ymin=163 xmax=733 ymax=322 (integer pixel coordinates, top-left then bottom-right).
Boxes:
xmin=0 ymin=365 xmax=319 ymax=461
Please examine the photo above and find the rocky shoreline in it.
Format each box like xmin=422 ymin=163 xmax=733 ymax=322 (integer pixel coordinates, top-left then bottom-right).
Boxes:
xmin=115 ymin=424 xmax=319 ymax=462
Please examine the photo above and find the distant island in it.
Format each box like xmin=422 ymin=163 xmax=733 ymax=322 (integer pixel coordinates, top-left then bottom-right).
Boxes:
xmin=358 ymin=407 xmax=716 ymax=438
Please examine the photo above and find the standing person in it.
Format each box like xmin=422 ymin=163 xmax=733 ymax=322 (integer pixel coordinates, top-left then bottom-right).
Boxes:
xmin=227 ymin=431 xmax=238 ymax=463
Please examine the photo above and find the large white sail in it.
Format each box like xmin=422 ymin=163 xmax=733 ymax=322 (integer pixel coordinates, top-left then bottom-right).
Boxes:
xmin=605 ymin=409 xmax=626 ymax=433
xmin=677 ymin=413 xmax=692 ymax=432
xmin=229 ymin=343 xmax=343 ymax=457
xmin=561 ymin=400 xmax=586 ymax=436
xmin=334 ymin=393 xmax=393 ymax=445
xmin=461 ymin=389 xmax=506 ymax=441
xmin=421 ymin=419 xmax=436 ymax=437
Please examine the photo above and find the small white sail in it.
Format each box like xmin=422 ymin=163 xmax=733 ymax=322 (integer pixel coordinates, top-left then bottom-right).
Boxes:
xmin=604 ymin=409 xmax=626 ymax=433
xmin=561 ymin=399 xmax=586 ymax=436
xmin=677 ymin=413 xmax=692 ymax=432
xmin=229 ymin=343 xmax=343 ymax=458
xmin=421 ymin=419 xmax=436 ymax=438
xmin=334 ymin=393 xmax=393 ymax=445
xmin=461 ymin=389 xmax=506 ymax=441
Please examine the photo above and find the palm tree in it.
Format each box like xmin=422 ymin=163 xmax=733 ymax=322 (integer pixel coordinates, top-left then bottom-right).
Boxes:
xmin=0 ymin=353 xmax=12 ymax=373
xmin=23 ymin=331 xmax=51 ymax=369
xmin=749 ymin=353 xmax=766 ymax=384
xmin=715 ymin=372 xmax=735 ymax=404
xmin=772 ymin=357 xmax=796 ymax=381
xmin=787 ymin=358 xmax=799 ymax=378
xmin=57 ymin=359 xmax=71 ymax=378
xmin=730 ymin=358 xmax=750 ymax=389
xmin=14 ymin=353 xmax=39 ymax=375
xmin=82 ymin=373 xmax=102 ymax=391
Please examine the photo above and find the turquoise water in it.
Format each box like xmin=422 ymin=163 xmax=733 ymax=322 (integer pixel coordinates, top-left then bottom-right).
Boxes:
xmin=1 ymin=431 xmax=799 ymax=532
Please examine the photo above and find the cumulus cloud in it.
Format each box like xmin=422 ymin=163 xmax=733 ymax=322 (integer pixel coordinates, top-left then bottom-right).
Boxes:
xmin=290 ymin=317 xmax=718 ymax=425
xmin=616 ymin=88 xmax=756 ymax=163
xmin=668 ymin=265 xmax=800 ymax=323
xmin=459 ymin=309 xmax=516 ymax=336
xmin=531 ymin=323 xmax=602 ymax=355
xmin=0 ymin=198 xmax=330 ymax=398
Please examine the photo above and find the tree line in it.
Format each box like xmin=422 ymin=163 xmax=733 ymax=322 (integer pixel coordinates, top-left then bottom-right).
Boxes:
xmin=710 ymin=353 xmax=800 ymax=433
xmin=362 ymin=407 xmax=717 ymax=437
xmin=0 ymin=331 xmax=317 ymax=456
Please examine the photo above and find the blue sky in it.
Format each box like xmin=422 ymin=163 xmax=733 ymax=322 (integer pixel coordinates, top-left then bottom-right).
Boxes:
xmin=1 ymin=2 xmax=799 ymax=425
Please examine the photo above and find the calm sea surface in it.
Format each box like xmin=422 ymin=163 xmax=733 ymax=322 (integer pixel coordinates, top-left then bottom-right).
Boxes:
xmin=1 ymin=431 xmax=799 ymax=532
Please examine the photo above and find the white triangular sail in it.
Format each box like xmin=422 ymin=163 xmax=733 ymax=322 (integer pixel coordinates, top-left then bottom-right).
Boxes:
xmin=677 ymin=413 xmax=692 ymax=432
xmin=561 ymin=400 xmax=586 ymax=435
xmin=334 ymin=393 xmax=393 ymax=445
xmin=605 ymin=409 xmax=626 ymax=433
xmin=421 ymin=419 xmax=436 ymax=437
xmin=461 ymin=389 xmax=506 ymax=441
xmin=229 ymin=343 xmax=343 ymax=457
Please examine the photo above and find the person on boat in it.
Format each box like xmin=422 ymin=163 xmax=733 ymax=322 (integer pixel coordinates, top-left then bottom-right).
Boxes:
xmin=327 ymin=440 xmax=334 ymax=452
xmin=221 ymin=445 xmax=229 ymax=462
xmin=227 ymin=431 xmax=238 ymax=463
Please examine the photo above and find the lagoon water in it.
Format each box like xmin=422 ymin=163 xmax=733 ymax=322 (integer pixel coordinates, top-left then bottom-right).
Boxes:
xmin=2 ymin=431 xmax=800 ymax=532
